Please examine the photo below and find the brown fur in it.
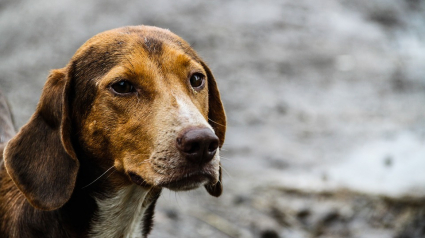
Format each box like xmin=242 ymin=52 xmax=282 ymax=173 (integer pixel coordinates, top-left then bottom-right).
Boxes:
xmin=0 ymin=25 xmax=226 ymax=237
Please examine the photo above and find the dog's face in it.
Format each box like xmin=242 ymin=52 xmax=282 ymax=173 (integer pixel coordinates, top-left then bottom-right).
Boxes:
xmin=3 ymin=26 xmax=226 ymax=210
xmin=76 ymin=27 xmax=221 ymax=191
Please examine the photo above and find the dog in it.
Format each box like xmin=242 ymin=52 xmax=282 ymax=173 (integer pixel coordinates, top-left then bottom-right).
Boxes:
xmin=0 ymin=25 xmax=226 ymax=238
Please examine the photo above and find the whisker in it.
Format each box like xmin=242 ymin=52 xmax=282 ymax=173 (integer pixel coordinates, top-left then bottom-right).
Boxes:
xmin=219 ymin=164 xmax=232 ymax=180
xmin=218 ymin=154 xmax=230 ymax=160
xmin=82 ymin=166 xmax=115 ymax=189
xmin=208 ymin=118 xmax=225 ymax=128
xmin=137 ymin=157 xmax=153 ymax=166
xmin=104 ymin=170 xmax=117 ymax=180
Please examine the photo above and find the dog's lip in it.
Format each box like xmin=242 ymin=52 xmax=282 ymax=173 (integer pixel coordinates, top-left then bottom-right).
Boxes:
xmin=160 ymin=171 xmax=214 ymax=191
xmin=128 ymin=166 xmax=218 ymax=190
xmin=128 ymin=172 xmax=151 ymax=188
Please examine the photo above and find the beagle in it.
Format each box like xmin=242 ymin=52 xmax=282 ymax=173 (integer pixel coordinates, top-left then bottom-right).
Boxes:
xmin=0 ymin=25 xmax=226 ymax=238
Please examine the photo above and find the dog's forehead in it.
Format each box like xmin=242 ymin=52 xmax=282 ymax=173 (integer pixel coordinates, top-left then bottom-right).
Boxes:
xmin=69 ymin=26 xmax=201 ymax=82
xmin=74 ymin=26 xmax=199 ymax=62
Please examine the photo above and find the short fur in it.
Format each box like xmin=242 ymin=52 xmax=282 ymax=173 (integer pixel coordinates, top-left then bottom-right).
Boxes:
xmin=0 ymin=25 xmax=226 ymax=238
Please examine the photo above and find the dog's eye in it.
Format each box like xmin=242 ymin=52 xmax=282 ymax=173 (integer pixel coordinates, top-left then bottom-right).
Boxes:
xmin=111 ymin=81 xmax=135 ymax=94
xmin=189 ymin=73 xmax=205 ymax=90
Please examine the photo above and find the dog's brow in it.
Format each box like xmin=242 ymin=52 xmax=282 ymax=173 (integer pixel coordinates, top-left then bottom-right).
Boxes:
xmin=123 ymin=55 xmax=135 ymax=71
xmin=122 ymin=60 xmax=136 ymax=75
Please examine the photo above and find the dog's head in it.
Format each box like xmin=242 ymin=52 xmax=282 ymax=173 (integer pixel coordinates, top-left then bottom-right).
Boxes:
xmin=3 ymin=26 xmax=226 ymax=210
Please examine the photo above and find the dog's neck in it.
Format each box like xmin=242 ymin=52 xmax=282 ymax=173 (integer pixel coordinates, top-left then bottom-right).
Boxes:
xmin=88 ymin=184 xmax=160 ymax=238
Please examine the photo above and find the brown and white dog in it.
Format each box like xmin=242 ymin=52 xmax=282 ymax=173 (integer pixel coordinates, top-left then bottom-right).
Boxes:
xmin=0 ymin=25 xmax=226 ymax=238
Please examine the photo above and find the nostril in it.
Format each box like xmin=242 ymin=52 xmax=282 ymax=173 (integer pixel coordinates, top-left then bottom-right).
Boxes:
xmin=185 ymin=142 xmax=200 ymax=154
xmin=208 ymin=140 xmax=219 ymax=153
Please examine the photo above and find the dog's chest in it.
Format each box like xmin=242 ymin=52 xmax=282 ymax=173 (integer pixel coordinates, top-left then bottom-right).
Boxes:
xmin=88 ymin=185 xmax=151 ymax=238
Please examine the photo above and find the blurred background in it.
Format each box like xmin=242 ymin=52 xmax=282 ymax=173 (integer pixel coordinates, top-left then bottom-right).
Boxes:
xmin=1 ymin=0 xmax=425 ymax=237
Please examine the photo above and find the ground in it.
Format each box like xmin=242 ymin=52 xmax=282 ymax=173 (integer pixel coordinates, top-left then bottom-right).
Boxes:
xmin=1 ymin=0 xmax=425 ymax=237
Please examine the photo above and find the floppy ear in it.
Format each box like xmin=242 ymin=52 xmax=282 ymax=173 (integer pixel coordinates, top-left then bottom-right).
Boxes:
xmin=3 ymin=68 xmax=79 ymax=211
xmin=201 ymin=62 xmax=226 ymax=197
xmin=202 ymin=62 xmax=226 ymax=147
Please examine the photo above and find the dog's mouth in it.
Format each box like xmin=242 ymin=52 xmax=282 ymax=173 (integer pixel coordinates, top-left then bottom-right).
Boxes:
xmin=128 ymin=168 xmax=217 ymax=191
xmin=160 ymin=171 xmax=215 ymax=191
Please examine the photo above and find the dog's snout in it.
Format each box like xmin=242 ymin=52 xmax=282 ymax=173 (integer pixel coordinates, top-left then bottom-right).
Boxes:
xmin=176 ymin=128 xmax=219 ymax=164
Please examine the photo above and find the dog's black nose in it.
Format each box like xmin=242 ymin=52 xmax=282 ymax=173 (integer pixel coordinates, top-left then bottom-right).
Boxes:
xmin=177 ymin=128 xmax=219 ymax=164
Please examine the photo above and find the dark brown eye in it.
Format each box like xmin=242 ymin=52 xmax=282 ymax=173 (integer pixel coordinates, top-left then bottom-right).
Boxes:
xmin=190 ymin=73 xmax=205 ymax=89
xmin=111 ymin=81 xmax=135 ymax=94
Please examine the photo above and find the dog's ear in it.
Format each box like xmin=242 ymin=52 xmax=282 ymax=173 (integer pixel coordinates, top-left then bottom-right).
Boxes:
xmin=201 ymin=62 xmax=225 ymax=197
xmin=201 ymin=62 xmax=226 ymax=148
xmin=4 ymin=68 xmax=79 ymax=211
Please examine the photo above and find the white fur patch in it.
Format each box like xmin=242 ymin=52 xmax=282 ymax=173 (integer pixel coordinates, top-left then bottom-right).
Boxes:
xmin=176 ymin=97 xmax=212 ymax=130
xmin=88 ymin=185 xmax=151 ymax=238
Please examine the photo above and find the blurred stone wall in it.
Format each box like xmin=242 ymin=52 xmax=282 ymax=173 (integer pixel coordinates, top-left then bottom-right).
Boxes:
xmin=1 ymin=1 xmax=425 ymax=237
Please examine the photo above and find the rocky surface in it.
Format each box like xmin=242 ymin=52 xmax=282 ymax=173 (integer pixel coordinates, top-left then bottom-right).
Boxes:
xmin=1 ymin=0 xmax=424 ymax=237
